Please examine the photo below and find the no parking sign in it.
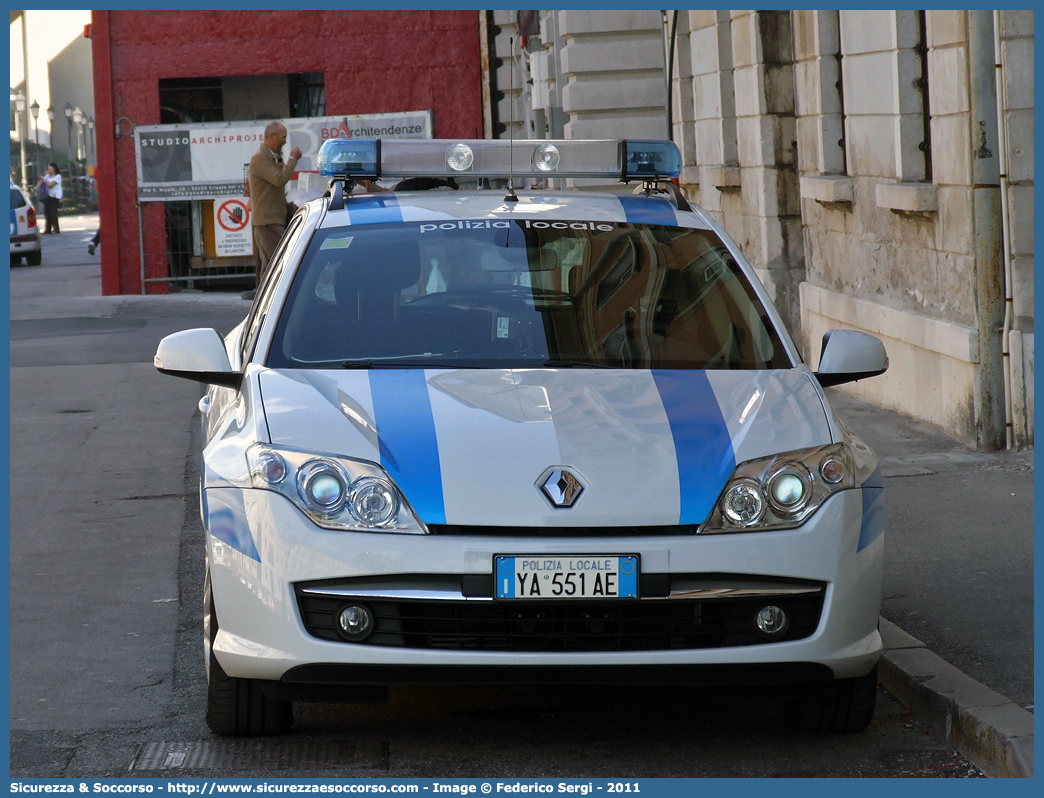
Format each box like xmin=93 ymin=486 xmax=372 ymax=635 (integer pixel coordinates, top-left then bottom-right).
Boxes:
xmin=214 ymin=197 xmax=253 ymax=257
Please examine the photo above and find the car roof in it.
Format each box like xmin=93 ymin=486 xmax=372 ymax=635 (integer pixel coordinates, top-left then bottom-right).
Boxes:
xmin=314 ymin=189 xmax=714 ymax=232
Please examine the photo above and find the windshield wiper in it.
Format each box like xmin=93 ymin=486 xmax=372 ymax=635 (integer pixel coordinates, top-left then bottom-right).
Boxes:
xmin=337 ymin=358 xmax=616 ymax=369
xmin=340 ymin=359 xmax=433 ymax=369
xmin=540 ymin=359 xmax=615 ymax=369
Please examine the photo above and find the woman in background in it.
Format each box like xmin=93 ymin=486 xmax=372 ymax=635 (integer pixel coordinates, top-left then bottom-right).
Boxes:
xmin=39 ymin=162 xmax=63 ymax=234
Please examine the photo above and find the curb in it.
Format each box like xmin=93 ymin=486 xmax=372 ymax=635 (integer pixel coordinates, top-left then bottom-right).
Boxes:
xmin=879 ymin=617 xmax=1034 ymax=778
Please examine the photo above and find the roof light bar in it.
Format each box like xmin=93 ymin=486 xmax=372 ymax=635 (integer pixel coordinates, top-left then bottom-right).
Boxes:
xmin=316 ymin=138 xmax=681 ymax=181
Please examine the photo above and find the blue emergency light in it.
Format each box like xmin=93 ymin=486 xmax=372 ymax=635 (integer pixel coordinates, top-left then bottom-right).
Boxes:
xmin=316 ymin=139 xmax=381 ymax=180
xmin=624 ymin=141 xmax=682 ymax=178
xmin=316 ymin=138 xmax=681 ymax=181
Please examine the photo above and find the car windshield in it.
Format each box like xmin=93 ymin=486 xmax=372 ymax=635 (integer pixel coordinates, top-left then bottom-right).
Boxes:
xmin=267 ymin=218 xmax=790 ymax=370
xmin=10 ymin=187 xmax=27 ymax=208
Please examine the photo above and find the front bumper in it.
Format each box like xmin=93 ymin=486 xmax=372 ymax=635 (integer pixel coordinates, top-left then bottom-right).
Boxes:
xmin=205 ymin=486 xmax=883 ymax=685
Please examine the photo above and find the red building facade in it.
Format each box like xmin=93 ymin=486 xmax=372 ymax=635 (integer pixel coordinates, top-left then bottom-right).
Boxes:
xmin=91 ymin=10 xmax=484 ymax=294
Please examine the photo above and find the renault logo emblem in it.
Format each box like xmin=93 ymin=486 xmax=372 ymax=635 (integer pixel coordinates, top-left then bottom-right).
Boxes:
xmin=539 ymin=468 xmax=585 ymax=508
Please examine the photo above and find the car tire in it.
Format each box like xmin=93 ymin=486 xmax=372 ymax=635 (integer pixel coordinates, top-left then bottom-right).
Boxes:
xmin=792 ymin=665 xmax=878 ymax=733
xmin=204 ymin=568 xmax=293 ymax=736
xmin=26 ymin=251 xmax=41 ymax=266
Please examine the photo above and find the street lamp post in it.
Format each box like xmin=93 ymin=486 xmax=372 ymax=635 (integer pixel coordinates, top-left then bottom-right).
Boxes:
xmin=46 ymin=105 xmax=54 ymax=160
xmin=15 ymin=93 xmax=28 ymax=191
xmin=79 ymin=116 xmax=88 ymax=197
xmin=73 ymin=107 xmax=84 ymax=198
xmin=30 ymin=100 xmax=40 ymax=185
xmin=64 ymin=103 xmax=73 ymax=186
xmin=87 ymin=117 xmax=96 ymax=200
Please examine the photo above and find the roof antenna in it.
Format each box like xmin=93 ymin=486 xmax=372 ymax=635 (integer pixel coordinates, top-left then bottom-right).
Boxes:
xmin=504 ymin=35 xmax=519 ymax=203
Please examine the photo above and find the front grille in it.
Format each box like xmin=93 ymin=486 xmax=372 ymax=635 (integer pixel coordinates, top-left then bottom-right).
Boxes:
xmin=426 ymin=524 xmax=699 ymax=537
xmin=297 ymin=593 xmax=823 ymax=652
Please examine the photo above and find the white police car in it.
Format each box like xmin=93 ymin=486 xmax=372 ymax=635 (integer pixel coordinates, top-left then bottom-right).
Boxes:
xmin=10 ymin=182 xmax=42 ymax=266
xmin=155 ymin=138 xmax=888 ymax=736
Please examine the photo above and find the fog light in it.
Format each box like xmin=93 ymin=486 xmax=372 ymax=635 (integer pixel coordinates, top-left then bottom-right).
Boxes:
xmin=338 ymin=604 xmax=375 ymax=641
xmin=755 ymin=605 xmax=789 ymax=637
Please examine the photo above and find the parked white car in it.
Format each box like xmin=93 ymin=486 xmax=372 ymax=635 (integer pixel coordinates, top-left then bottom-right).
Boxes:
xmin=10 ymin=183 xmax=42 ymax=266
xmin=155 ymin=138 xmax=888 ymax=736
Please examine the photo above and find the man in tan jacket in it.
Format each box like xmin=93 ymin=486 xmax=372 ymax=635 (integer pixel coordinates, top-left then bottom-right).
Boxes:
xmin=249 ymin=121 xmax=302 ymax=285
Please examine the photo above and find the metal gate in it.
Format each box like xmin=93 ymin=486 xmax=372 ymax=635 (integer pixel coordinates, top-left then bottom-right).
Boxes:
xmin=138 ymin=197 xmax=257 ymax=293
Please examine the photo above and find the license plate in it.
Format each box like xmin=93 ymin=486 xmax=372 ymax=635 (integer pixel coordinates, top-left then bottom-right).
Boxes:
xmin=495 ymin=555 xmax=638 ymax=599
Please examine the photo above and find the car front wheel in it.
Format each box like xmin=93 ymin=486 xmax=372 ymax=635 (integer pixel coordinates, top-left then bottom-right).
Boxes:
xmin=204 ymin=566 xmax=293 ymax=736
xmin=792 ymin=665 xmax=878 ymax=733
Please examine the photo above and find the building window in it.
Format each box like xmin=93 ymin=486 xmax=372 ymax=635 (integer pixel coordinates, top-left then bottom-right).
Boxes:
xmin=915 ymin=10 xmax=932 ymax=182
xmin=718 ymin=10 xmax=738 ymax=168
xmin=837 ymin=10 xmax=930 ymax=183
xmin=159 ymin=77 xmax=224 ymax=124
xmin=159 ymin=73 xmax=327 ymax=125
xmin=833 ymin=12 xmax=848 ymax=175
xmin=288 ymin=72 xmax=326 ymax=118
xmin=894 ymin=8 xmax=930 ymax=182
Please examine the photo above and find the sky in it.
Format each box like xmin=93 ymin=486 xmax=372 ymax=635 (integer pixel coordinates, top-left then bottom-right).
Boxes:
xmin=10 ymin=9 xmax=92 ymax=137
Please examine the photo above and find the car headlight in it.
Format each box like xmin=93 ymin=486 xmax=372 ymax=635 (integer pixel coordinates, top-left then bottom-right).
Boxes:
xmin=297 ymin=459 xmax=351 ymax=516
xmin=348 ymin=477 xmax=399 ymax=526
xmin=246 ymin=444 xmax=426 ymax=533
xmin=720 ymin=479 xmax=766 ymax=526
xmin=704 ymin=444 xmax=855 ymax=533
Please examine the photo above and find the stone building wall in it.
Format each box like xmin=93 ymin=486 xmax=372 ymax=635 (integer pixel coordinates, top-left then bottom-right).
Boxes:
xmin=484 ymin=9 xmax=1033 ymax=448
xmin=486 ymin=9 xmax=666 ymax=190
xmin=1000 ymin=11 xmax=1035 ymax=448
xmin=792 ymin=10 xmax=1033 ymax=447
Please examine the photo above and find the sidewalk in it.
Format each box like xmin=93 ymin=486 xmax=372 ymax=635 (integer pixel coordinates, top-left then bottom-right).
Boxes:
xmin=827 ymin=389 xmax=1034 ymax=777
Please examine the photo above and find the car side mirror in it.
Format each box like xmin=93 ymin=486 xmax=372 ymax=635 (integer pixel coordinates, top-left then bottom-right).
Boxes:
xmin=815 ymin=329 xmax=888 ymax=387
xmin=154 ymin=328 xmax=242 ymax=389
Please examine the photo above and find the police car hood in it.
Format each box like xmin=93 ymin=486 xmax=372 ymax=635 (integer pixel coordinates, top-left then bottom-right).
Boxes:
xmin=259 ymin=368 xmax=833 ymax=528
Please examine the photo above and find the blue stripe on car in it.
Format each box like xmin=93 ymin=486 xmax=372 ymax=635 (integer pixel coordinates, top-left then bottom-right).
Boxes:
xmin=369 ymin=369 xmax=447 ymax=524
xmin=862 ymin=464 xmax=884 ymax=489
xmin=618 ymin=195 xmax=678 ymax=226
xmin=205 ymin=489 xmax=261 ymax=562
xmin=857 ymin=465 xmax=885 ymax=552
xmin=346 ymin=194 xmax=404 ymax=225
xmin=652 ymin=370 xmax=736 ymax=525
